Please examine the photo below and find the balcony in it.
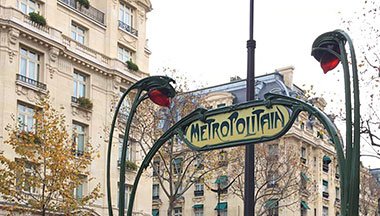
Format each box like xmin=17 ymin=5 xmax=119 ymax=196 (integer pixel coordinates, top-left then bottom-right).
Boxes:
xmin=152 ymin=195 xmax=160 ymax=200
xmin=300 ymin=157 xmax=307 ymax=164
xmin=335 ymin=198 xmax=340 ymax=205
xmin=323 ymin=164 xmax=329 ymax=172
xmin=16 ymin=74 xmax=47 ymax=90
xmin=118 ymin=20 xmax=138 ymax=37
xmin=58 ymin=0 xmax=105 ymax=25
xmin=194 ymin=190 xmax=204 ymax=196
xmin=335 ymin=173 xmax=340 ymax=179
xmin=322 ymin=192 xmax=329 ymax=199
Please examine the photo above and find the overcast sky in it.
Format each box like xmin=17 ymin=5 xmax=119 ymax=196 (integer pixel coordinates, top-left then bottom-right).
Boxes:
xmin=146 ymin=0 xmax=378 ymax=168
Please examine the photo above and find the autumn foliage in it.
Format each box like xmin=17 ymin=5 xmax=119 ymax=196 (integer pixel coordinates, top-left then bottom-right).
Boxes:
xmin=0 ymin=95 xmax=102 ymax=215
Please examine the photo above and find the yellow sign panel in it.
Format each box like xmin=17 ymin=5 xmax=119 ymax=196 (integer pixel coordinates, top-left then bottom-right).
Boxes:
xmin=185 ymin=105 xmax=290 ymax=148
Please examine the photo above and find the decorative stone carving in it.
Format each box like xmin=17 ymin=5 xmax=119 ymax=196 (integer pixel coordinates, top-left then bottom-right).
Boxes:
xmin=7 ymin=28 xmax=20 ymax=63
xmin=72 ymin=105 xmax=92 ymax=121
xmin=49 ymin=47 xmax=59 ymax=63
xmin=47 ymin=47 xmax=60 ymax=79
xmin=119 ymin=33 xmax=137 ymax=49
xmin=137 ymin=9 xmax=145 ymax=24
xmin=15 ymin=85 xmax=37 ymax=103
xmin=113 ymin=76 xmax=121 ymax=91
xmin=8 ymin=28 xmax=20 ymax=45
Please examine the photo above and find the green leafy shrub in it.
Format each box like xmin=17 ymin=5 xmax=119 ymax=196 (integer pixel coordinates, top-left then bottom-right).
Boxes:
xmin=125 ymin=161 xmax=138 ymax=171
xmin=29 ymin=12 xmax=46 ymax=26
xmin=78 ymin=0 xmax=90 ymax=9
xmin=126 ymin=60 xmax=139 ymax=71
xmin=77 ymin=97 xmax=93 ymax=110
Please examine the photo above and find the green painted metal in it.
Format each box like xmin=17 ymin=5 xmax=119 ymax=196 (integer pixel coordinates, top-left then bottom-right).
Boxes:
xmin=193 ymin=204 xmax=204 ymax=209
xmin=106 ymin=76 xmax=175 ymax=216
xmin=312 ymin=30 xmax=360 ymax=216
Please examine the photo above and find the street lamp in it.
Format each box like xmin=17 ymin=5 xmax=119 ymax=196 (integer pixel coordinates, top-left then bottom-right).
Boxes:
xmin=106 ymin=76 xmax=176 ymax=216
xmin=311 ymin=30 xmax=360 ymax=216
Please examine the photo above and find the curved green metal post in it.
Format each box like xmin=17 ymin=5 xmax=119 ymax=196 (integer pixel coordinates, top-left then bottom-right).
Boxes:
xmin=312 ymin=30 xmax=360 ymax=216
xmin=106 ymin=76 xmax=175 ymax=216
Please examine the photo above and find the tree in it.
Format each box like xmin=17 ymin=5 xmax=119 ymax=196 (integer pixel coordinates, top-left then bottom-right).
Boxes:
xmin=129 ymin=69 xmax=223 ymax=216
xmin=0 ymin=95 xmax=102 ymax=215
xmin=340 ymin=0 xmax=380 ymax=156
xmin=359 ymin=168 xmax=380 ymax=215
xmin=211 ymin=140 xmax=315 ymax=216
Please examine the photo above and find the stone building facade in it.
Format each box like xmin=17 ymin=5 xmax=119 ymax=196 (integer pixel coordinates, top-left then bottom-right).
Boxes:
xmin=0 ymin=0 xmax=153 ymax=215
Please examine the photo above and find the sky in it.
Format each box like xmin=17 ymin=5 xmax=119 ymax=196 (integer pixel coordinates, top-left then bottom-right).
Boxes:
xmin=146 ymin=0 xmax=379 ymax=168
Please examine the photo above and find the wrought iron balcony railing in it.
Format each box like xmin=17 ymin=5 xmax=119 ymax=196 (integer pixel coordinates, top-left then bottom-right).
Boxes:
xmin=16 ymin=74 xmax=47 ymax=90
xmin=118 ymin=20 xmax=138 ymax=37
xmin=59 ymin=0 xmax=105 ymax=25
xmin=194 ymin=190 xmax=204 ymax=196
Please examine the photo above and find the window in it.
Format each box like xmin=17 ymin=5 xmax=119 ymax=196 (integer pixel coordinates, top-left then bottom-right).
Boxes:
xmin=219 ymin=209 xmax=227 ymax=216
xmin=218 ymin=150 xmax=228 ymax=166
xmin=215 ymin=202 xmax=228 ymax=216
xmin=194 ymin=182 xmax=204 ymax=196
xmin=153 ymin=160 xmax=160 ymax=176
xmin=71 ymin=23 xmax=86 ymax=44
xmin=19 ymin=47 xmax=41 ymax=82
xmin=322 ymin=180 xmax=329 ymax=198
xmin=268 ymin=144 xmax=279 ymax=156
xmin=152 ymin=184 xmax=159 ymax=200
xmin=75 ymin=175 xmax=86 ymax=200
xmin=174 ymin=207 xmax=182 ymax=216
xmin=73 ymin=71 xmax=87 ymax=99
xmin=267 ymin=171 xmax=278 ymax=188
xmin=16 ymin=160 xmax=39 ymax=194
xmin=119 ymin=88 xmax=131 ymax=117
xmin=335 ymin=187 xmax=340 ymax=202
xmin=194 ymin=156 xmax=204 ymax=169
xmin=72 ymin=122 xmax=86 ymax=156
xmin=18 ymin=103 xmax=35 ymax=132
xmin=266 ymin=199 xmax=279 ymax=216
xmin=301 ymin=204 xmax=307 ymax=216
xmin=118 ymin=135 xmax=132 ymax=166
xmin=301 ymin=173 xmax=309 ymax=190
xmin=335 ymin=165 xmax=340 ymax=179
xmin=172 ymin=158 xmax=183 ymax=174
xmin=194 ymin=207 xmax=203 ymax=216
xmin=119 ymin=2 xmax=134 ymax=27
xmin=118 ymin=183 xmax=132 ymax=209
xmin=118 ymin=45 xmax=132 ymax=63
xmin=174 ymin=181 xmax=182 ymax=194
xmin=322 ymin=206 xmax=328 ymax=216
xmin=17 ymin=0 xmax=41 ymax=14
xmin=217 ymin=103 xmax=226 ymax=108
xmin=301 ymin=147 xmax=307 ymax=163
xmin=322 ymin=155 xmax=331 ymax=172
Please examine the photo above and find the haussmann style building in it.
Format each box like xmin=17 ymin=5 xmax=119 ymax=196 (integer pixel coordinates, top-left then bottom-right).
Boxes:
xmin=0 ymin=0 xmax=154 ymax=215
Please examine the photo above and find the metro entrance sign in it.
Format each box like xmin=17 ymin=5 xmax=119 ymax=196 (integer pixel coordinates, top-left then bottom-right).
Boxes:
xmin=185 ymin=104 xmax=290 ymax=150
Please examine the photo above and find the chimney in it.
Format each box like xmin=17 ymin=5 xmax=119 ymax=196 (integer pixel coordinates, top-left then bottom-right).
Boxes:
xmin=276 ymin=66 xmax=295 ymax=89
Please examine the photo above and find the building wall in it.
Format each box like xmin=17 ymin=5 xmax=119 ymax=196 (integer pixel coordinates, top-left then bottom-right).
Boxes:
xmin=0 ymin=0 xmax=152 ymax=215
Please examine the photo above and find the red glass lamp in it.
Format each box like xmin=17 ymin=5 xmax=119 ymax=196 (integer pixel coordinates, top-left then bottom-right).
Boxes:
xmin=312 ymin=38 xmax=342 ymax=74
xmin=148 ymin=88 xmax=172 ymax=107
